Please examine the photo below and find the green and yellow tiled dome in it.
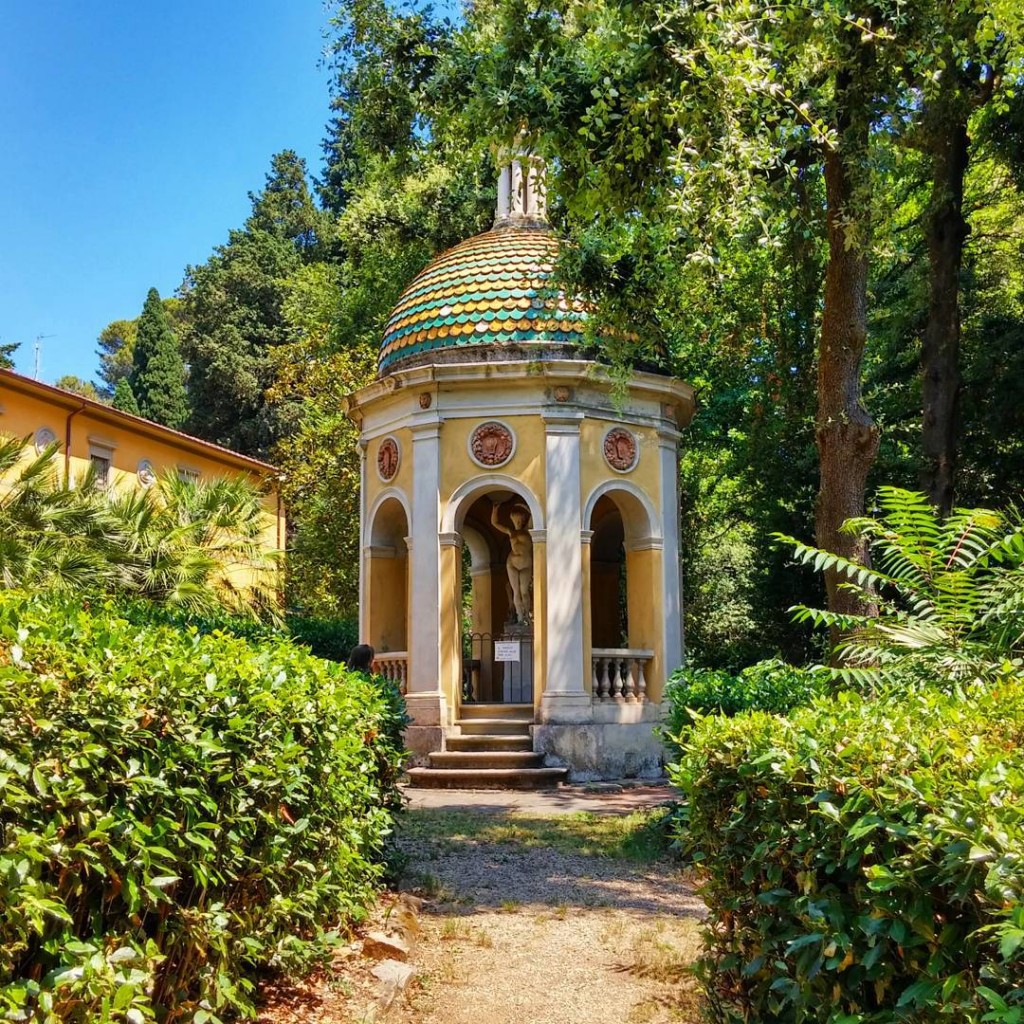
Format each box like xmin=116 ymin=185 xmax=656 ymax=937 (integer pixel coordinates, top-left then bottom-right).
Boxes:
xmin=378 ymin=227 xmax=589 ymax=374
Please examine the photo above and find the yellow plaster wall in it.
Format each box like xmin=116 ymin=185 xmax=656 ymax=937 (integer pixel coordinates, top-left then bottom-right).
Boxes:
xmin=368 ymin=554 xmax=408 ymax=653
xmin=625 ymin=548 xmax=663 ymax=700
xmin=438 ymin=543 xmax=461 ymax=716
xmin=363 ymin=427 xmax=414 ymax=509
xmin=579 ymin=418 xmax=660 ymax=516
xmin=440 ymin=416 xmax=546 ymax=514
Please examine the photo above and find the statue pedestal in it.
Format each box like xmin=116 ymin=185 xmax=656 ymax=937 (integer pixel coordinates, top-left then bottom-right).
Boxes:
xmin=498 ymin=622 xmax=533 ymax=703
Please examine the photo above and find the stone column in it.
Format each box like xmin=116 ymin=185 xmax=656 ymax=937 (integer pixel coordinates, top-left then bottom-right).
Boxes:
xmin=658 ymin=425 xmax=684 ymax=676
xmin=357 ymin=439 xmax=368 ymax=643
xmin=405 ymin=419 xmax=445 ymax=757
xmin=539 ymin=412 xmax=590 ymax=722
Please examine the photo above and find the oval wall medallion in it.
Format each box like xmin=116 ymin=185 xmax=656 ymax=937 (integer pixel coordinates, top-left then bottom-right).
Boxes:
xmin=376 ymin=436 xmax=401 ymax=481
xmin=603 ymin=427 xmax=639 ymax=472
xmin=34 ymin=426 xmax=57 ymax=454
xmin=137 ymin=459 xmax=156 ymax=487
xmin=469 ymin=421 xmax=515 ymax=468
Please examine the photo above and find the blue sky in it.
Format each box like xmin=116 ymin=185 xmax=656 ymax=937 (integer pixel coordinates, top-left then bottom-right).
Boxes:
xmin=0 ymin=2 xmax=332 ymax=385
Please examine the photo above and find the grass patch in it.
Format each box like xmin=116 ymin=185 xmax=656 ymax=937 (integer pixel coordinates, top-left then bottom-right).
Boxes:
xmin=399 ymin=806 xmax=676 ymax=862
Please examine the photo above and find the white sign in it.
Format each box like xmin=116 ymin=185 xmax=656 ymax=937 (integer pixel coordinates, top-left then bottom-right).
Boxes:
xmin=494 ymin=641 xmax=521 ymax=662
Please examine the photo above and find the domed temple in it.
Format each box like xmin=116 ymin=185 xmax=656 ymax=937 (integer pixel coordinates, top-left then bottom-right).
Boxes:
xmin=343 ymin=154 xmax=695 ymax=784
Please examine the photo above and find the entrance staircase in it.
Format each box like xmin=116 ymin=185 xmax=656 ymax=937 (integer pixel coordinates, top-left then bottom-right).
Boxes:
xmin=406 ymin=704 xmax=568 ymax=789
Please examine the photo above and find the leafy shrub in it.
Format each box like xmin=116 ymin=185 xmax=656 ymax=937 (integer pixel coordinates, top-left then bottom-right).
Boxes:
xmin=670 ymin=683 xmax=1024 ymax=1022
xmin=0 ymin=591 xmax=405 ymax=1022
xmin=663 ymin=659 xmax=827 ymax=757
xmin=778 ymin=487 xmax=1024 ymax=688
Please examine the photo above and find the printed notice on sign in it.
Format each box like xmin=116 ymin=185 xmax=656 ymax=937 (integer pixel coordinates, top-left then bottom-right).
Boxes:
xmin=494 ymin=641 xmax=521 ymax=662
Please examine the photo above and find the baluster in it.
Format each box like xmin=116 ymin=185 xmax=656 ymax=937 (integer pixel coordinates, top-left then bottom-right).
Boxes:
xmin=636 ymin=658 xmax=647 ymax=703
xmin=624 ymin=658 xmax=637 ymax=703
xmin=592 ymin=657 xmax=601 ymax=698
xmin=611 ymin=658 xmax=624 ymax=701
xmin=599 ymin=657 xmax=611 ymax=700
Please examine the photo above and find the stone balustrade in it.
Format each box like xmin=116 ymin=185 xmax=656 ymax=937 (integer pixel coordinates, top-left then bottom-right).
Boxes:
xmin=591 ymin=648 xmax=654 ymax=704
xmin=374 ymin=652 xmax=409 ymax=694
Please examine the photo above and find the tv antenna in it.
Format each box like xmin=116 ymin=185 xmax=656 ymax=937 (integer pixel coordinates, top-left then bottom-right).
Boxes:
xmin=34 ymin=334 xmax=54 ymax=379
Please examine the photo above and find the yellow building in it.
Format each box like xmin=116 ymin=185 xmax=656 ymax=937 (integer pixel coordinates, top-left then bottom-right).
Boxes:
xmin=345 ymin=155 xmax=695 ymax=785
xmin=0 ymin=366 xmax=285 ymax=562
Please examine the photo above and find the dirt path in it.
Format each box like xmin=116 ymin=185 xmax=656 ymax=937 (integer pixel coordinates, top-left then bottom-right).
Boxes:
xmin=258 ymin=788 xmax=704 ymax=1024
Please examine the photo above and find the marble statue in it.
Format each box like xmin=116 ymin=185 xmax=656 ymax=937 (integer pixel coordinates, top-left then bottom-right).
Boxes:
xmin=491 ymin=500 xmax=533 ymax=625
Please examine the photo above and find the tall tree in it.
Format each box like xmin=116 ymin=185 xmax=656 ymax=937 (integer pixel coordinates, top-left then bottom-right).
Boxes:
xmin=0 ymin=341 xmax=18 ymax=370
xmin=183 ymin=152 xmax=323 ymax=457
xmin=54 ymin=375 xmax=103 ymax=402
xmin=111 ymin=377 xmax=140 ymax=415
xmin=129 ymin=288 xmax=189 ymax=429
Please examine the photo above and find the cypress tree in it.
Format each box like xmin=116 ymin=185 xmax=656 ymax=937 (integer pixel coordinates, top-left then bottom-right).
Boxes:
xmin=111 ymin=377 xmax=140 ymax=415
xmin=130 ymin=288 xmax=188 ymax=429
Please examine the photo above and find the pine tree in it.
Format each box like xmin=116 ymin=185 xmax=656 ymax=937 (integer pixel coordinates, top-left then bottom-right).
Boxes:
xmin=130 ymin=288 xmax=188 ymax=429
xmin=112 ymin=377 xmax=140 ymax=415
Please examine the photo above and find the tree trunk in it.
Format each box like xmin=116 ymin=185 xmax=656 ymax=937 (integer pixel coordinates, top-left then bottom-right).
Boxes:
xmin=920 ymin=110 xmax=969 ymax=517
xmin=815 ymin=67 xmax=880 ymax=632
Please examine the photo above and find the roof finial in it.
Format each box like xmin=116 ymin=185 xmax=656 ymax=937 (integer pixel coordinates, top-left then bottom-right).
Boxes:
xmin=494 ymin=146 xmax=548 ymax=229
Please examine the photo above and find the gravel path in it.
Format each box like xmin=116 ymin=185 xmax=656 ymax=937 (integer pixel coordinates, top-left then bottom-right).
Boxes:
xmin=257 ymin=787 xmax=705 ymax=1023
xmin=396 ymin=793 xmax=705 ymax=1024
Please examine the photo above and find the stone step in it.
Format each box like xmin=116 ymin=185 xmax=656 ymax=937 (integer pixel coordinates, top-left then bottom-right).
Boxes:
xmin=458 ymin=702 xmax=534 ymax=721
xmin=446 ymin=734 xmax=533 ymax=752
xmin=429 ymin=750 xmax=545 ymax=770
xmin=456 ymin=718 xmax=532 ymax=736
xmin=406 ymin=766 xmax=568 ymax=790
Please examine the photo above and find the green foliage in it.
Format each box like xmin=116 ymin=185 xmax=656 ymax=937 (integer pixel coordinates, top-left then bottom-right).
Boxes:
xmin=0 ymin=342 xmax=17 ymax=370
xmin=0 ymin=590 xmax=405 ymax=1022
xmin=0 ymin=433 xmax=279 ymax=619
xmin=663 ymin=659 xmax=827 ymax=757
xmin=129 ymin=287 xmax=188 ymax=429
xmin=53 ymin=375 xmax=103 ymax=402
xmin=670 ymin=682 xmax=1024 ymax=1022
xmin=183 ymin=152 xmax=322 ymax=458
xmin=111 ymin=377 xmax=140 ymax=415
xmin=779 ymin=487 xmax=1024 ymax=688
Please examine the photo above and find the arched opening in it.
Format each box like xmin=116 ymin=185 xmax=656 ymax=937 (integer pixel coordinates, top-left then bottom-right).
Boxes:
xmin=586 ymin=486 xmax=660 ymax=702
xmin=446 ymin=481 xmax=541 ymax=704
xmin=367 ymin=496 xmax=409 ymax=659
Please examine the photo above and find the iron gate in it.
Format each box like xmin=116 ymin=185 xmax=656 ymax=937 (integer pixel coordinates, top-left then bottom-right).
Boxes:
xmin=462 ymin=631 xmax=534 ymax=703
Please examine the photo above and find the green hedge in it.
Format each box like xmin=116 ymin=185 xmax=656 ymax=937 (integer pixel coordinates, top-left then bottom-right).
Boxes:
xmin=663 ymin=659 xmax=827 ymax=757
xmin=0 ymin=592 xmax=405 ymax=1022
xmin=120 ymin=602 xmax=359 ymax=666
xmin=670 ymin=684 xmax=1024 ymax=1022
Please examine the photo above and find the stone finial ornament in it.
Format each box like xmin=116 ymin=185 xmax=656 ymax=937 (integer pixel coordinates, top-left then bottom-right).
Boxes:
xmin=470 ymin=422 xmax=515 ymax=467
xmin=603 ymin=427 xmax=638 ymax=472
xmin=377 ymin=437 xmax=400 ymax=481
xmin=494 ymin=149 xmax=548 ymax=228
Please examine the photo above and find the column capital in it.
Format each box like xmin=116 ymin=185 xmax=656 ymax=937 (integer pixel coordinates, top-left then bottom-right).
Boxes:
xmin=542 ymin=410 xmax=584 ymax=433
xmin=410 ymin=419 xmax=442 ymax=440
xmin=580 ymin=529 xmax=595 ymax=545
xmin=439 ymin=532 xmax=462 ymax=548
xmin=528 ymin=528 xmax=547 ymax=544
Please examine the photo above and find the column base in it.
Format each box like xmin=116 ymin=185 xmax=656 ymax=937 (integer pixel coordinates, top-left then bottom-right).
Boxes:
xmin=403 ymin=691 xmax=449 ymax=766
xmin=537 ymin=692 xmax=593 ymax=724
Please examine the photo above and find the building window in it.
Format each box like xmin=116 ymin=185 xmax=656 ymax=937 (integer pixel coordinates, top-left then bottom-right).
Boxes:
xmin=178 ymin=466 xmax=200 ymax=484
xmin=87 ymin=438 xmax=116 ymax=489
xmin=90 ymin=452 xmax=111 ymax=488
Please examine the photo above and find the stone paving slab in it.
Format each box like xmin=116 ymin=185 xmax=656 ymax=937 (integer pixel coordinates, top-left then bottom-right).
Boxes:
xmin=401 ymin=779 xmax=679 ymax=815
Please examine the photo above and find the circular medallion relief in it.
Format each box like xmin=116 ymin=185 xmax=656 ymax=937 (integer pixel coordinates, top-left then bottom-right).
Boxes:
xmin=34 ymin=427 xmax=57 ymax=454
xmin=376 ymin=437 xmax=401 ymax=481
xmin=469 ymin=421 xmax=515 ymax=468
xmin=137 ymin=459 xmax=156 ymax=487
xmin=603 ymin=427 xmax=639 ymax=472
